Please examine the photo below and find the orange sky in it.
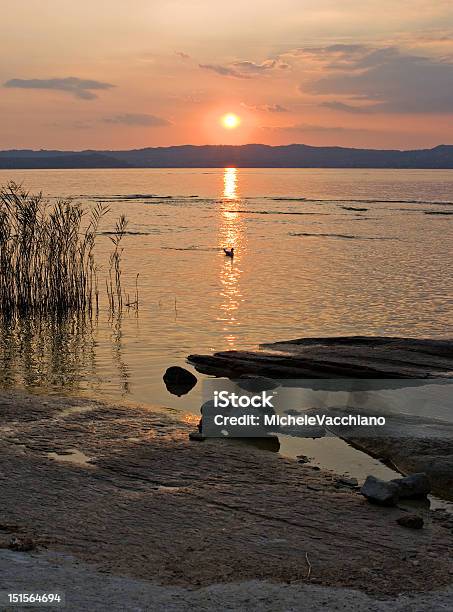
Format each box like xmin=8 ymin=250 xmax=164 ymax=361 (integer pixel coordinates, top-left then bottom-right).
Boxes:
xmin=2 ymin=0 xmax=453 ymax=150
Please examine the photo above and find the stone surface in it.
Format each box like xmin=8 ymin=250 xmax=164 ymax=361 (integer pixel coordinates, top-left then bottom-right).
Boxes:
xmin=361 ymin=476 xmax=400 ymax=506
xmin=1 ymin=390 xmax=453 ymax=598
xmin=189 ymin=336 xmax=453 ymax=380
xmin=391 ymin=473 xmax=431 ymax=499
xmin=163 ymin=366 xmax=197 ymax=396
xmin=189 ymin=431 xmax=205 ymax=442
xmin=297 ymin=455 xmax=310 ymax=464
xmin=292 ymin=406 xmax=453 ymax=500
xmin=397 ymin=514 xmax=424 ymax=530
xmin=8 ymin=536 xmax=36 ymax=552
xmin=236 ymin=375 xmax=280 ymax=392
xmin=345 ymin=436 xmax=453 ymax=501
xmin=2 ymin=550 xmax=453 ymax=612
xmin=337 ymin=477 xmax=359 ymax=488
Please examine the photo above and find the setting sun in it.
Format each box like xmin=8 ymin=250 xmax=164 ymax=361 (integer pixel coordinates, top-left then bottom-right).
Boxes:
xmin=221 ymin=113 xmax=241 ymax=129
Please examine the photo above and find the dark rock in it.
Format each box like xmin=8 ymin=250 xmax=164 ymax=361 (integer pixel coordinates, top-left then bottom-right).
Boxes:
xmin=297 ymin=455 xmax=310 ymax=464
xmin=189 ymin=336 xmax=453 ymax=380
xmin=281 ymin=422 xmax=326 ymax=439
xmin=236 ymin=435 xmax=281 ymax=453
xmin=391 ymin=473 xmax=431 ymax=499
xmin=200 ymin=400 xmax=215 ymax=414
xmin=361 ymin=475 xmax=400 ymax=506
xmin=8 ymin=537 xmax=36 ymax=552
xmin=337 ymin=476 xmax=359 ymax=488
xmin=307 ymin=484 xmax=322 ymax=491
xmin=237 ymin=375 xmax=280 ymax=392
xmin=163 ymin=366 xmax=197 ymax=396
xmin=397 ymin=514 xmax=424 ymax=529
xmin=189 ymin=431 xmax=205 ymax=442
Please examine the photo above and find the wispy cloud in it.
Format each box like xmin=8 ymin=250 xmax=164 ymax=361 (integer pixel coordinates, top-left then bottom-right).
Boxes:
xmin=241 ymin=102 xmax=289 ymax=112
xmin=103 ymin=113 xmax=171 ymax=126
xmin=175 ymin=51 xmax=190 ymax=59
xmin=262 ymin=123 xmax=378 ymax=134
xmin=3 ymin=77 xmax=114 ymax=100
xmin=199 ymin=58 xmax=288 ymax=79
xmin=321 ymin=101 xmax=369 ymax=114
xmin=232 ymin=59 xmax=289 ymax=74
xmin=198 ymin=63 xmax=250 ymax=78
xmin=47 ymin=120 xmax=94 ymax=130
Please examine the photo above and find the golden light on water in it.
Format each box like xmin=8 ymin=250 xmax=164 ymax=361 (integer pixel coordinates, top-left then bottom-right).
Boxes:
xmin=221 ymin=113 xmax=241 ymax=129
xmin=223 ymin=167 xmax=238 ymax=200
xmin=218 ymin=167 xmax=246 ymax=347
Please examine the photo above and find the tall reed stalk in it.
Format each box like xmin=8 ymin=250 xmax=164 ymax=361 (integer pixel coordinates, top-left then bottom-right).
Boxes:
xmin=0 ymin=182 xmax=135 ymax=316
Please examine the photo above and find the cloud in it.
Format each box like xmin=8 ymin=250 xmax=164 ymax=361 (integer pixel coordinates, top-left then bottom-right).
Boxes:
xmin=232 ymin=59 xmax=289 ymax=74
xmin=291 ymin=44 xmax=368 ymax=58
xmin=321 ymin=101 xmax=369 ymax=114
xmin=241 ymin=103 xmax=289 ymax=112
xmin=198 ymin=63 xmax=250 ymax=78
xmin=3 ymin=77 xmax=114 ymax=100
xmin=301 ymin=45 xmax=453 ymax=113
xmin=47 ymin=120 xmax=94 ymax=130
xmin=175 ymin=51 xmax=190 ymax=59
xmin=103 ymin=113 xmax=171 ymax=127
xmin=199 ymin=58 xmax=288 ymax=79
xmin=263 ymin=123 xmax=351 ymax=133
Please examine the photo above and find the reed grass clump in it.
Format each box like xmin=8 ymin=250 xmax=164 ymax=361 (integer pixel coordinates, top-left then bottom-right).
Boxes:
xmin=0 ymin=181 xmax=132 ymax=316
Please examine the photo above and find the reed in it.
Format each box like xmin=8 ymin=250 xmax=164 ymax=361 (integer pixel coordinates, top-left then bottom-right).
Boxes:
xmin=0 ymin=181 xmax=134 ymax=316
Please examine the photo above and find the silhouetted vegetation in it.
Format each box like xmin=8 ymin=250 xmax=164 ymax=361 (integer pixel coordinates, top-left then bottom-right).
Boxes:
xmin=0 ymin=182 xmax=136 ymax=316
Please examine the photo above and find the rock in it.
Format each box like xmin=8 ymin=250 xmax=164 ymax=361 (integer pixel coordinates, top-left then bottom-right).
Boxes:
xmin=163 ymin=366 xmax=197 ymax=396
xmin=361 ymin=473 xmax=430 ymax=506
xmin=189 ymin=336 xmax=453 ymax=380
xmin=391 ymin=473 xmax=431 ymax=499
xmin=8 ymin=537 xmax=36 ymax=552
xmin=337 ymin=476 xmax=359 ymax=488
xmin=189 ymin=431 xmax=205 ymax=442
xmin=297 ymin=455 xmax=310 ymax=464
xmin=200 ymin=400 xmax=215 ymax=414
xmin=397 ymin=514 xmax=424 ymax=529
xmin=361 ymin=475 xmax=400 ymax=506
xmin=237 ymin=375 xmax=280 ymax=392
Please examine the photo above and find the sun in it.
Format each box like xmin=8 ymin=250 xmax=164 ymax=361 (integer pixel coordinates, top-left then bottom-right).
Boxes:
xmin=221 ymin=113 xmax=241 ymax=129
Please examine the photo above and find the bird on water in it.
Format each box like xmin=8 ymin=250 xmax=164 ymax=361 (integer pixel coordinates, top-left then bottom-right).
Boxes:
xmin=223 ymin=247 xmax=234 ymax=258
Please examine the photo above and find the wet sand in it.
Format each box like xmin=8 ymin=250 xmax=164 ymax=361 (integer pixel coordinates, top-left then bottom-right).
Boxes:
xmin=1 ymin=391 xmax=453 ymax=607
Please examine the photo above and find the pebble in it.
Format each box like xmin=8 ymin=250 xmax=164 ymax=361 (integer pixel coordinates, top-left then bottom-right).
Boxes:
xmin=397 ymin=513 xmax=424 ymax=530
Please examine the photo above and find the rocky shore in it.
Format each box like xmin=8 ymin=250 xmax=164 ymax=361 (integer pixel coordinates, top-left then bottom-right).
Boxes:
xmin=188 ymin=336 xmax=453 ymax=379
xmin=0 ymin=390 xmax=453 ymax=609
xmin=189 ymin=336 xmax=453 ymax=499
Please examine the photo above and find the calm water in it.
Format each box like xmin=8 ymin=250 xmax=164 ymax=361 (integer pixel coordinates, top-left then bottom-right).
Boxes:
xmin=1 ymin=167 xmax=452 ymax=413
xmin=2 ymin=167 xmax=453 ymax=490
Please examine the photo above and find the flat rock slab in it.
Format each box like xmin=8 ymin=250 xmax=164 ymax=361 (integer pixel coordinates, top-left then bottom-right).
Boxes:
xmin=189 ymin=338 xmax=453 ymax=499
xmin=1 ymin=391 xmax=453 ymax=596
xmin=188 ymin=336 xmax=453 ymax=379
xmin=306 ymin=406 xmax=453 ymax=499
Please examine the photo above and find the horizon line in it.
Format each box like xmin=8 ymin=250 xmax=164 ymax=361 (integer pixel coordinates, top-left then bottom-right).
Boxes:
xmin=1 ymin=143 xmax=452 ymax=154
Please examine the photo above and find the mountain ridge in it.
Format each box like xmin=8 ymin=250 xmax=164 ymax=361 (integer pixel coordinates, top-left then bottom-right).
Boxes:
xmin=1 ymin=144 xmax=453 ymax=169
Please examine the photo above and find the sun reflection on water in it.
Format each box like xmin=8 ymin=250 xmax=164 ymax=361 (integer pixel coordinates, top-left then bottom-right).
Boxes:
xmin=223 ymin=167 xmax=238 ymax=200
xmin=218 ymin=168 xmax=246 ymax=347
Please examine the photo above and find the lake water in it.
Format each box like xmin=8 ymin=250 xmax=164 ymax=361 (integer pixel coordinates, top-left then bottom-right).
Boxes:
xmin=1 ymin=168 xmax=452 ymax=484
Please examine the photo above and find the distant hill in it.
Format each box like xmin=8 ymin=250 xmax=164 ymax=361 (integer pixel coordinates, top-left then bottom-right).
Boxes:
xmin=1 ymin=144 xmax=453 ymax=169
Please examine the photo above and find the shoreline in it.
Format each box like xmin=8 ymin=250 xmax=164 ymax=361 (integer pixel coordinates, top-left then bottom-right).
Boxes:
xmin=2 ymin=550 xmax=453 ymax=612
xmin=1 ymin=390 xmax=453 ymax=607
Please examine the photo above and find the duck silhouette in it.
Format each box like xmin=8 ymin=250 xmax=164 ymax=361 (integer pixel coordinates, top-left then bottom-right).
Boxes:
xmin=223 ymin=247 xmax=235 ymax=258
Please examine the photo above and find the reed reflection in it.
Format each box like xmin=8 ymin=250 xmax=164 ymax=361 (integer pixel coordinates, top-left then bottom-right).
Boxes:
xmin=0 ymin=312 xmax=130 ymax=395
xmin=218 ymin=168 xmax=246 ymax=347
